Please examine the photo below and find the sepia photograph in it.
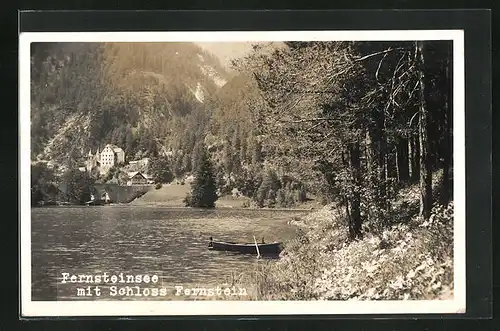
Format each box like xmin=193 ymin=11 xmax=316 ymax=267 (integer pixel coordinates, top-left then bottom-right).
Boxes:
xmin=20 ymin=30 xmax=465 ymax=316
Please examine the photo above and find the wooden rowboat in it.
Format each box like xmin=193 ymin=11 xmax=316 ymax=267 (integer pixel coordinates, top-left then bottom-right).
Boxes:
xmin=85 ymin=200 xmax=105 ymax=206
xmin=208 ymin=237 xmax=281 ymax=255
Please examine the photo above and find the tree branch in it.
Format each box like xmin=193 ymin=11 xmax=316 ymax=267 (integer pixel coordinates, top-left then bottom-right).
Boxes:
xmin=278 ymin=117 xmax=333 ymax=124
xmin=305 ymin=121 xmax=326 ymax=133
xmin=375 ymin=51 xmax=390 ymax=84
xmin=353 ymin=47 xmax=405 ymax=62
xmin=408 ymin=111 xmax=419 ymax=127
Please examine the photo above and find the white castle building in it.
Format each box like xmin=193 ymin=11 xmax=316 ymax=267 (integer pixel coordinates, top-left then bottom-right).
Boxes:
xmin=86 ymin=144 xmax=125 ymax=174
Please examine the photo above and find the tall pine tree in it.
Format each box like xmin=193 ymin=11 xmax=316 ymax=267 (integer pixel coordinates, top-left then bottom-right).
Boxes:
xmin=186 ymin=144 xmax=218 ymax=208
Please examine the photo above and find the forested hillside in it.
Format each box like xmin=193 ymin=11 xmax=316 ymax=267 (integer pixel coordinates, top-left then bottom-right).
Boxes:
xmin=31 ymin=41 xmax=307 ymax=207
xmin=30 ymin=42 xmax=231 ymax=166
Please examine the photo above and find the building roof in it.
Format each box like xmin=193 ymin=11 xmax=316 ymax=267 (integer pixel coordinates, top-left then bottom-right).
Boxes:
xmin=104 ymin=144 xmax=124 ymax=154
xmin=127 ymin=171 xmax=146 ymax=179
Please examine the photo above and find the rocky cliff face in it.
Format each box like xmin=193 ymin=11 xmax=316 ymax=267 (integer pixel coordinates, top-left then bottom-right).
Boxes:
xmin=30 ymin=42 xmax=233 ymax=165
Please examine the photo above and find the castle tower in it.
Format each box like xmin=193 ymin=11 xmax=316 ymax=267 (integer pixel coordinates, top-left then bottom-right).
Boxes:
xmin=86 ymin=149 xmax=93 ymax=172
xmin=96 ymin=146 xmax=101 ymax=162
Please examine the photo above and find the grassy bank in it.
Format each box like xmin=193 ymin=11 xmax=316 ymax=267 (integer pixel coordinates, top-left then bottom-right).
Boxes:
xmin=130 ymin=183 xmax=191 ymax=206
xmin=130 ymin=183 xmax=318 ymax=209
xmin=245 ymin=174 xmax=454 ymax=301
xmin=130 ymin=183 xmax=252 ymax=208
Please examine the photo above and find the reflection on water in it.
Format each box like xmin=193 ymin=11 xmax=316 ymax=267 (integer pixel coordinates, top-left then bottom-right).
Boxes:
xmin=31 ymin=206 xmax=305 ymax=301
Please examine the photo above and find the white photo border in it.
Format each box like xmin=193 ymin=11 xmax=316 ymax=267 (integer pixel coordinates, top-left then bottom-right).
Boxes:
xmin=19 ymin=30 xmax=465 ymax=317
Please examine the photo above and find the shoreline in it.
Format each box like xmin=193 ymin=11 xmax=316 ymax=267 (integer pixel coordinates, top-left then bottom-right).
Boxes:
xmin=31 ymin=203 xmax=315 ymax=213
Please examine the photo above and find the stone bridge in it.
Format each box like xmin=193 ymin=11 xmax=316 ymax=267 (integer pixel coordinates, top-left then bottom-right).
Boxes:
xmin=94 ymin=183 xmax=153 ymax=203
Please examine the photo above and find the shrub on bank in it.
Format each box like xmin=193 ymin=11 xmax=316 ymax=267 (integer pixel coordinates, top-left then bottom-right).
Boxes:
xmin=248 ymin=202 xmax=454 ymax=301
xmin=313 ymin=204 xmax=453 ymax=300
xmin=183 ymin=193 xmax=192 ymax=207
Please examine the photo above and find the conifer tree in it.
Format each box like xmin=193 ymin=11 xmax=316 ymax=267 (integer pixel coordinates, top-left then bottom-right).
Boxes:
xmin=148 ymin=156 xmax=173 ymax=184
xmin=186 ymin=144 xmax=218 ymax=208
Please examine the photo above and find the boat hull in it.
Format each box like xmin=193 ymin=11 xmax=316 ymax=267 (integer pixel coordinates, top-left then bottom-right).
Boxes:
xmin=208 ymin=241 xmax=281 ymax=255
xmin=85 ymin=199 xmax=110 ymax=206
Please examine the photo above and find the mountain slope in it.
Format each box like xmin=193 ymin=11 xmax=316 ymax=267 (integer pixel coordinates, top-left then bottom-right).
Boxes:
xmin=30 ymin=42 xmax=233 ymax=166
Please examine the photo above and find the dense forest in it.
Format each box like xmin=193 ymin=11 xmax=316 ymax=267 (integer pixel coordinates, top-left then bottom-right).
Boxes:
xmin=238 ymin=41 xmax=453 ymax=237
xmin=235 ymin=41 xmax=454 ymax=301
xmin=31 ymin=40 xmax=452 ymax=232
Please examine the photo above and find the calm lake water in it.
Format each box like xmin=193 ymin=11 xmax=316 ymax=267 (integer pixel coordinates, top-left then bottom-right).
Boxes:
xmin=31 ymin=206 xmax=306 ymax=301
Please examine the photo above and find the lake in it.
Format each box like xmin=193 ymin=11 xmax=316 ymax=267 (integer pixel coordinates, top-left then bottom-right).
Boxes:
xmin=30 ymin=206 xmax=307 ymax=301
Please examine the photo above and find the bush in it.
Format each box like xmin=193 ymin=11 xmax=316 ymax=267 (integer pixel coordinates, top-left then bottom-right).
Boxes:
xmin=60 ymin=168 xmax=95 ymax=204
xmin=183 ymin=193 xmax=192 ymax=207
xmin=276 ymin=189 xmax=287 ymax=207
xmin=31 ymin=163 xmax=58 ymax=206
xmin=298 ymin=188 xmax=307 ymax=202
xmin=148 ymin=156 xmax=174 ymax=184
xmin=155 ymin=183 xmax=162 ymax=190
xmin=249 ymin=202 xmax=454 ymax=301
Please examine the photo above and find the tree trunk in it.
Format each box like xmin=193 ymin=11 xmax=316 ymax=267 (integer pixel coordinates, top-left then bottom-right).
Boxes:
xmin=409 ymin=133 xmax=420 ymax=182
xmin=348 ymin=142 xmax=362 ymax=239
xmin=440 ymin=46 xmax=452 ymax=205
xmin=368 ymin=125 xmax=386 ymax=225
xmin=395 ymin=147 xmax=400 ymax=180
xmin=417 ymin=41 xmax=433 ymax=220
xmin=387 ymin=150 xmax=398 ymax=179
xmin=408 ymin=136 xmax=413 ymax=180
xmin=365 ymin=131 xmax=372 ymax=175
xmin=377 ymin=111 xmax=388 ymax=211
xmin=397 ymin=137 xmax=409 ymax=182
xmin=340 ymin=149 xmax=353 ymax=234
xmin=343 ymin=194 xmax=352 ymax=231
